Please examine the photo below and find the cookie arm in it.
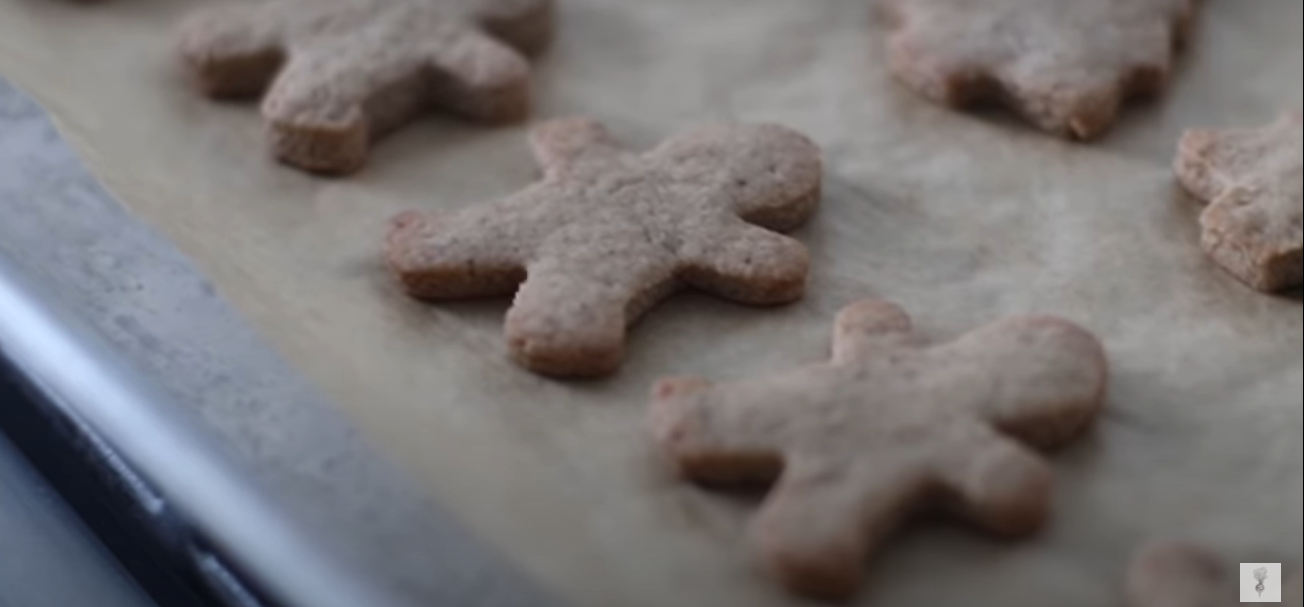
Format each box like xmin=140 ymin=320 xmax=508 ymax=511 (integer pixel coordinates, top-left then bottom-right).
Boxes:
xmin=178 ymin=6 xmax=287 ymax=99
xmin=933 ymin=424 xmax=1052 ymax=536
xmin=1175 ymin=127 xmax=1232 ymax=202
xmin=385 ymin=192 xmax=545 ymax=300
xmin=830 ymin=300 xmax=922 ymax=364
xmin=650 ymin=373 xmax=836 ymax=486
xmin=678 ymin=219 xmax=810 ymax=306
xmin=529 ymin=118 xmax=624 ymax=178
xmin=749 ymin=458 xmax=931 ymax=601
xmin=427 ymin=28 xmax=533 ymax=123
xmin=649 ymin=378 xmax=789 ymax=486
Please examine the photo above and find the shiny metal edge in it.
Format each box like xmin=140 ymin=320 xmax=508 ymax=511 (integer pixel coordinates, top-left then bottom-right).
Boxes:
xmin=0 ymin=76 xmax=561 ymax=607
xmin=0 ymin=430 xmax=156 ymax=607
xmin=0 ymin=232 xmax=398 ymax=607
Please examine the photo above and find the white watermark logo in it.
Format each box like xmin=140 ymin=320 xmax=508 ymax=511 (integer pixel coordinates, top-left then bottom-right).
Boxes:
xmin=1241 ymin=563 xmax=1283 ymax=603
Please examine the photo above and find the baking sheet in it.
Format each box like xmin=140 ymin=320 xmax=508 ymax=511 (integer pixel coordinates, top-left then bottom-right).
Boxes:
xmin=0 ymin=1 xmax=1300 ymax=606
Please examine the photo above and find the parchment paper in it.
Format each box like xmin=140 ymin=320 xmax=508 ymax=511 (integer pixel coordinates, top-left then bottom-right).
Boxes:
xmin=1 ymin=1 xmax=1300 ymax=606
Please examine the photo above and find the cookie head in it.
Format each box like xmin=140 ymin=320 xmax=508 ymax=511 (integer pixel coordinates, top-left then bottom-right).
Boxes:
xmin=951 ymin=316 xmax=1110 ymax=449
xmin=651 ymin=124 xmax=824 ymax=231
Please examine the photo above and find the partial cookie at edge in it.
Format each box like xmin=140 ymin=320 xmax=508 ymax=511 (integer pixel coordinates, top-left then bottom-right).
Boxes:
xmin=1176 ymin=112 xmax=1303 ymax=293
xmin=880 ymin=0 xmax=1199 ymax=140
xmin=177 ymin=0 xmax=554 ymax=174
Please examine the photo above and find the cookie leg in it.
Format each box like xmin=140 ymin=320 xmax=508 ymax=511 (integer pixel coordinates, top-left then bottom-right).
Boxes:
xmin=505 ymin=232 xmax=677 ymax=377
xmin=178 ymin=8 xmax=286 ymax=99
xmin=749 ymin=459 xmax=930 ymax=601
xmin=1175 ymin=128 xmax=1226 ymax=202
xmin=1005 ymin=73 xmax=1126 ymax=140
xmin=260 ymin=52 xmax=381 ymax=174
xmin=679 ymin=221 xmax=810 ymax=306
xmin=934 ymin=425 xmax=1053 ymax=536
xmin=529 ymin=118 xmax=623 ymax=178
xmin=427 ymin=29 xmax=533 ymax=124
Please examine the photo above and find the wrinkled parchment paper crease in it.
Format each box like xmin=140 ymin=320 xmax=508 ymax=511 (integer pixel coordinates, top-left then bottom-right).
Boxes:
xmin=1 ymin=1 xmax=1299 ymax=606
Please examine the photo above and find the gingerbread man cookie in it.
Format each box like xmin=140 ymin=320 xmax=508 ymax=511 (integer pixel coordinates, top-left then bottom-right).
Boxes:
xmin=386 ymin=118 xmax=822 ymax=378
xmin=178 ymin=0 xmax=554 ymax=174
xmin=649 ymin=299 xmax=1108 ymax=600
xmin=880 ymin=0 xmax=1199 ymax=140
xmin=1176 ymin=113 xmax=1303 ymax=293
xmin=1127 ymin=542 xmax=1302 ymax=607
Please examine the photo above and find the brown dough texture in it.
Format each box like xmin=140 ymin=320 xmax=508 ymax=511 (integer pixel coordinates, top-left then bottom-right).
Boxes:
xmin=880 ymin=0 xmax=1198 ymax=140
xmin=1127 ymin=542 xmax=1302 ymax=607
xmin=1126 ymin=543 xmax=1228 ymax=607
xmin=177 ymin=0 xmax=554 ymax=174
xmin=1176 ymin=112 xmax=1303 ymax=293
xmin=386 ymin=118 xmax=822 ymax=378
xmin=648 ymin=299 xmax=1108 ymax=601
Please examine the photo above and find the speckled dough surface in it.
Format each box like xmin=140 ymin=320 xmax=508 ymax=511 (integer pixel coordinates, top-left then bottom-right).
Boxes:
xmin=386 ymin=118 xmax=822 ymax=377
xmin=1126 ymin=543 xmax=1303 ymax=607
xmin=880 ymin=0 xmax=1199 ymax=140
xmin=649 ymin=300 xmax=1107 ymax=601
xmin=178 ymin=0 xmax=554 ymax=174
xmin=1176 ymin=113 xmax=1303 ymax=293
